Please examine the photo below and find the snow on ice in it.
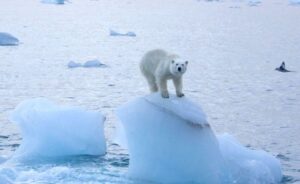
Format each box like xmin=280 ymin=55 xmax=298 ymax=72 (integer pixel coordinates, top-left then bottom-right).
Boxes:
xmin=116 ymin=93 xmax=282 ymax=184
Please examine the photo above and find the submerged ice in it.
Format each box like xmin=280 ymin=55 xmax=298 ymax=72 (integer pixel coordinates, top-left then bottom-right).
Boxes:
xmin=9 ymin=98 xmax=106 ymax=160
xmin=218 ymin=134 xmax=282 ymax=183
xmin=116 ymin=93 xmax=282 ymax=184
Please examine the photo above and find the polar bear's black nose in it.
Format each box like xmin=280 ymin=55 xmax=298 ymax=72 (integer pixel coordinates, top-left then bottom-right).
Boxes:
xmin=178 ymin=67 xmax=182 ymax=72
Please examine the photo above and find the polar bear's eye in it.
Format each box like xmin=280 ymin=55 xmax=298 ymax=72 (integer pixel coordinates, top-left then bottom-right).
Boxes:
xmin=176 ymin=64 xmax=179 ymax=66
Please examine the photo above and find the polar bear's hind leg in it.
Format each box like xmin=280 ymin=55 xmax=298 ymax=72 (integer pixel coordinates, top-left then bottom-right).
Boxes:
xmin=147 ymin=75 xmax=158 ymax=92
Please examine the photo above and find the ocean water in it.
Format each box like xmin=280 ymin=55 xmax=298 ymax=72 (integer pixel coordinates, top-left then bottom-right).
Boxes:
xmin=0 ymin=0 xmax=299 ymax=183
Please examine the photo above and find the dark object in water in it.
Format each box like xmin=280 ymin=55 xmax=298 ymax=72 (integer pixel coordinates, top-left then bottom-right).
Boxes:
xmin=275 ymin=62 xmax=291 ymax=72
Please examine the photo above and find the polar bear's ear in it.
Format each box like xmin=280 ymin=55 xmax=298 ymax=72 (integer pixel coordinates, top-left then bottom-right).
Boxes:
xmin=185 ymin=61 xmax=188 ymax=65
xmin=171 ymin=60 xmax=175 ymax=64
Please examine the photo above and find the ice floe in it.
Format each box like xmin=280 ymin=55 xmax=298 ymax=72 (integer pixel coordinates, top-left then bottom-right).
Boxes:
xmin=109 ymin=30 xmax=136 ymax=37
xmin=9 ymin=98 xmax=106 ymax=160
xmin=0 ymin=32 xmax=19 ymax=46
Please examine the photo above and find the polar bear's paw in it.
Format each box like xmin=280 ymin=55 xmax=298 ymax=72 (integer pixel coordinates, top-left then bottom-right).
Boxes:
xmin=161 ymin=91 xmax=170 ymax=98
xmin=176 ymin=92 xmax=185 ymax=98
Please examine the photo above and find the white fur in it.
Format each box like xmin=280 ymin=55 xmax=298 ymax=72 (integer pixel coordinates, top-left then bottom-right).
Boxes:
xmin=140 ymin=49 xmax=188 ymax=98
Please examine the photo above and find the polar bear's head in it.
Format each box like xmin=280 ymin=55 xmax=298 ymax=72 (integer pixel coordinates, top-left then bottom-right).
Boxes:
xmin=170 ymin=59 xmax=188 ymax=76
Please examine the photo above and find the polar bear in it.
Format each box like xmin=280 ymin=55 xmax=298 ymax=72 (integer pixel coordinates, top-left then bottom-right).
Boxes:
xmin=140 ymin=49 xmax=188 ymax=98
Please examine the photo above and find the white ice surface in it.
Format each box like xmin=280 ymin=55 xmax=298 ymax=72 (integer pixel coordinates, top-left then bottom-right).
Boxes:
xmin=116 ymin=93 xmax=282 ymax=184
xmin=0 ymin=32 xmax=19 ymax=46
xmin=9 ymin=98 xmax=106 ymax=160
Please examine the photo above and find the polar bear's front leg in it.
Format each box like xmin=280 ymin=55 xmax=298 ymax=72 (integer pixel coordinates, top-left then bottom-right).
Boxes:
xmin=158 ymin=78 xmax=169 ymax=98
xmin=173 ymin=77 xmax=184 ymax=97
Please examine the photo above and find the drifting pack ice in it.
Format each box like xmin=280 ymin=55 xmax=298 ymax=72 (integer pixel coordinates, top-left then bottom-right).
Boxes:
xmin=116 ymin=93 xmax=282 ymax=184
xmin=67 ymin=59 xmax=107 ymax=68
xmin=109 ymin=30 xmax=136 ymax=37
xmin=41 ymin=0 xmax=64 ymax=4
xmin=0 ymin=32 xmax=19 ymax=46
xmin=9 ymin=98 xmax=106 ymax=160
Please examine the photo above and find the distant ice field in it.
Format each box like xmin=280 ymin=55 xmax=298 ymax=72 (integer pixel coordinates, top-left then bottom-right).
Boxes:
xmin=0 ymin=0 xmax=299 ymax=183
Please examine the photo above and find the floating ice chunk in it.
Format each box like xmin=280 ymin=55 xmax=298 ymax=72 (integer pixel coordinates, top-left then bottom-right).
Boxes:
xmin=0 ymin=33 xmax=19 ymax=46
xmin=67 ymin=61 xmax=82 ymax=68
xmin=116 ymin=93 xmax=228 ymax=183
xmin=116 ymin=93 xmax=282 ymax=183
xmin=109 ymin=30 xmax=136 ymax=37
xmin=83 ymin=59 xmax=107 ymax=68
xmin=218 ymin=134 xmax=282 ymax=184
xmin=10 ymin=98 xmax=106 ymax=160
xmin=41 ymin=0 xmax=64 ymax=4
xmin=67 ymin=59 xmax=107 ymax=68
xmin=248 ymin=0 xmax=261 ymax=6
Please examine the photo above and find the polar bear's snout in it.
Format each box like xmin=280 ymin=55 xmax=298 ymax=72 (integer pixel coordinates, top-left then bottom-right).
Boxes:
xmin=173 ymin=61 xmax=188 ymax=75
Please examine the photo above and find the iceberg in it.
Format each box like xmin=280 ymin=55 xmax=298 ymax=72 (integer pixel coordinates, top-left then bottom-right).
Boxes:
xmin=116 ymin=93 xmax=282 ymax=183
xmin=0 ymin=32 xmax=19 ymax=46
xmin=9 ymin=98 xmax=106 ymax=160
